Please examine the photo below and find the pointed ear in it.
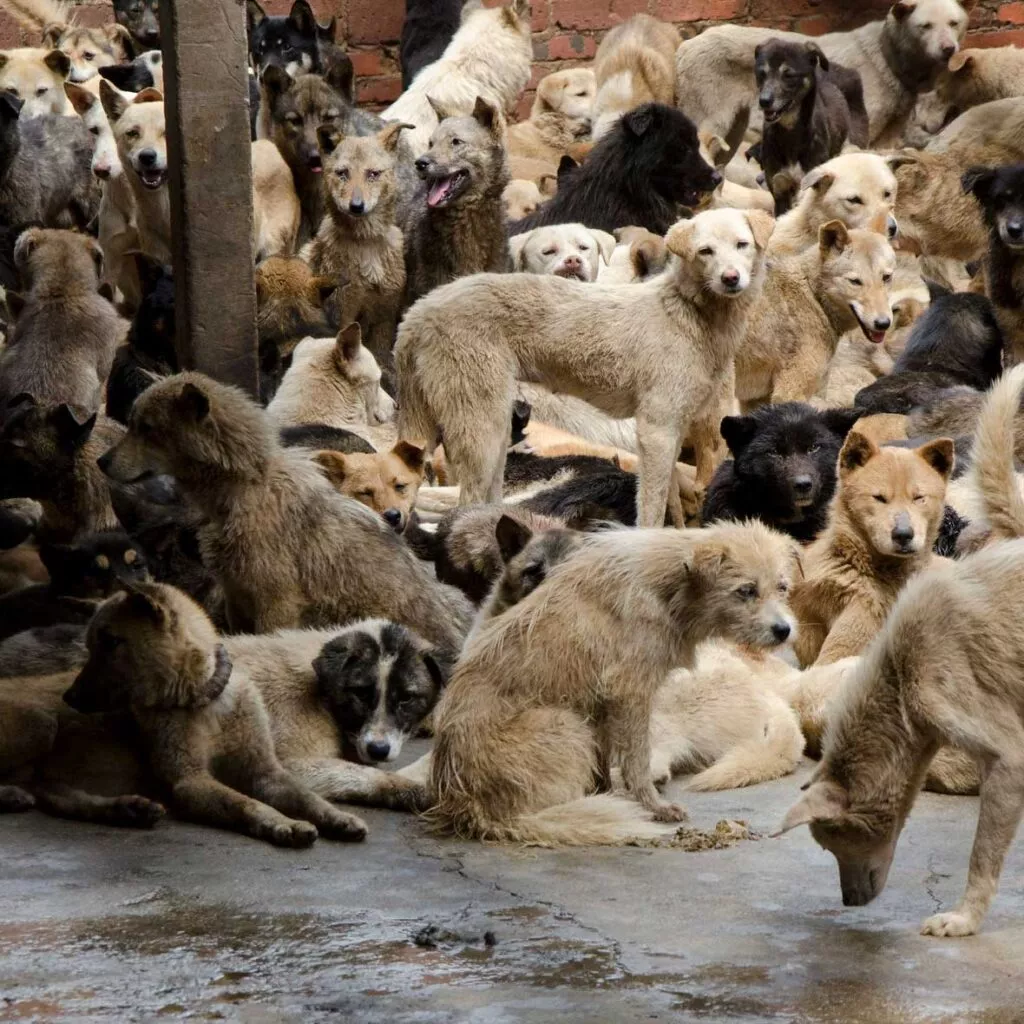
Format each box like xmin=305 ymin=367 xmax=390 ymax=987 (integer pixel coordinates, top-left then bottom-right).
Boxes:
xmin=261 ymin=64 xmax=292 ymax=99
xmin=318 ymin=15 xmax=338 ymax=42
xmin=886 ymin=151 xmax=920 ymax=173
xmin=54 ymin=404 xmax=97 ymax=450
xmin=962 ymin=166 xmax=996 ymax=201
xmin=177 ymin=381 xmax=211 ymax=422
xmin=4 ymin=290 xmax=24 ymax=320
xmin=64 ymin=81 xmax=95 ymax=115
xmin=774 ymin=779 xmax=849 ymax=836
xmin=105 ymin=22 xmax=135 ymax=58
xmin=802 ymin=167 xmax=835 ymax=195
xmin=246 ymin=0 xmax=267 ymax=31
xmin=891 ymin=1 xmax=917 ymax=22
xmin=335 ymin=322 xmax=362 ymax=363
xmin=819 ymin=219 xmax=851 ymax=255
xmin=665 ymin=220 xmax=695 ymax=261
xmin=471 ymin=95 xmax=501 ymax=136
xmin=324 ymin=55 xmax=355 ymax=102
xmin=916 ymin=437 xmax=955 ymax=481
xmin=806 ymin=41 xmax=829 ymax=71
xmin=495 ymin=514 xmax=533 ymax=564
xmin=839 ymin=431 xmax=878 ymax=475
xmin=0 ymin=90 xmax=22 ymax=120
xmin=123 ymin=585 xmax=166 ymax=627
xmin=948 ymin=50 xmax=973 ymax=74
xmin=427 ymin=94 xmax=454 ymax=122
xmin=557 ymin=154 xmax=578 ymax=184
xmin=821 ymin=407 xmax=862 ymax=439
xmin=44 ymin=49 xmax=71 ymax=80
xmin=314 ymin=449 xmax=347 ymax=485
xmin=379 ymin=120 xmax=413 ymax=152
xmin=720 ymin=415 xmax=758 ymax=455
xmin=539 ymin=172 xmax=558 ymax=197
xmin=98 ymin=281 xmax=115 ymax=304
xmin=309 ymin=275 xmax=338 ymax=306
xmin=42 ymin=22 xmax=65 ymax=48
xmin=317 ymin=124 xmax=341 ymax=156
xmin=623 ymin=105 xmax=654 ymax=138
xmin=746 ymin=209 xmax=775 ymax=251
xmin=288 ymin=0 xmax=317 ymax=36
xmin=99 ymin=78 xmax=129 ymax=122
xmin=392 ymin=440 xmax=426 ymax=473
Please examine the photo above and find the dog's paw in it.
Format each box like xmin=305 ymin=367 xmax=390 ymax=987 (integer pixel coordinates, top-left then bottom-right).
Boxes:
xmin=318 ymin=810 xmax=368 ymax=842
xmin=394 ymin=780 xmax=433 ymax=814
xmin=0 ymin=785 xmax=35 ymax=813
xmin=920 ymin=911 xmax=979 ymax=938
xmin=266 ymin=820 xmax=319 ymax=848
xmin=111 ymin=795 xmax=166 ymax=828
xmin=651 ymin=801 xmax=687 ymax=823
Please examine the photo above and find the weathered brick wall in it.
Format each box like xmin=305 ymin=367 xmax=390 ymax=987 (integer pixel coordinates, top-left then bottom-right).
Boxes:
xmin=1 ymin=1 xmax=1020 ymax=115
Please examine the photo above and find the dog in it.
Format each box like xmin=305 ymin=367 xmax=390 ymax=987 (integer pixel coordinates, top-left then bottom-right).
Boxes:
xmin=251 ymin=139 xmax=301 ymax=262
xmin=314 ymin=441 xmax=426 ymax=533
xmin=753 ymin=39 xmax=869 ymax=213
xmin=502 ymin=177 xmax=554 ymax=222
xmin=675 ymin=1 xmax=970 ymax=154
xmin=770 ymin=153 xmax=899 ymax=256
xmin=507 ymin=68 xmax=596 ymax=164
xmin=702 ymin=404 xmax=862 ymax=543
xmin=0 ymin=46 xmax=71 ymax=116
xmin=99 ymin=372 xmax=474 ymax=656
xmin=964 ymin=163 xmax=1024 ymax=366
xmin=510 ymin=103 xmax=722 ymax=236
xmin=789 ymin=430 xmax=953 ymax=668
xmin=246 ymin=0 xmax=327 ymax=77
xmin=591 ymin=14 xmax=679 ymax=140
xmin=63 ymin=582 xmax=369 ymax=847
xmin=0 ymin=228 xmax=124 ymax=413
xmin=404 ymin=96 xmax=510 ymax=306
xmin=428 ymin=522 xmax=797 ymax=844
xmin=397 ymin=208 xmax=773 ymax=526
xmin=382 ymin=0 xmax=533 ymax=160
xmin=508 ymin=223 xmax=616 ymax=282
xmin=738 ymin=221 xmax=896 ymax=407
xmin=400 ymin=0 xmax=462 ymax=90
xmin=98 ymin=50 xmax=163 ymax=94
xmin=112 ymin=0 xmax=159 ymax=52
xmin=915 ymin=47 xmax=1024 ymax=135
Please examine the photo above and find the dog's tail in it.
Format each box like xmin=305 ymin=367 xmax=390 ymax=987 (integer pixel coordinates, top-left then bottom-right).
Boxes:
xmin=685 ymin=710 xmax=804 ymax=792
xmin=0 ymin=0 xmax=74 ymax=33
xmin=970 ymin=364 xmax=1024 ymax=539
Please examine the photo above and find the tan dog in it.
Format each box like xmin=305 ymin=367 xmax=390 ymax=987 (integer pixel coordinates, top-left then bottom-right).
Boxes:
xmin=778 ymin=536 xmax=1024 ymax=936
xmin=502 ymin=176 xmax=555 ymax=221
xmin=429 ymin=522 xmax=797 ymax=844
xmin=315 ymin=441 xmax=426 ymax=533
xmin=397 ymin=208 xmax=773 ymax=527
xmin=0 ymin=47 xmax=70 ymax=115
xmin=915 ymin=47 xmax=1024 ymax=135
xmin=700 ymin=132 xmax=775 ymax=215
xmin=251 ymin=139 xmax=300 ymax=261
xmin=507 ymin=68 xmax=595 ymax=164
xmin=790 ymin=431 xmax=953 ymax=668
xmin=592 ymin=14 xmax=680 ymax=140
xmin=770 ymin=153 xmax=899 ymax=256
xmin=508 ymin=223 xmax=616 ymax=282
xmin=738 ymin=222 xmax=896 ymax=407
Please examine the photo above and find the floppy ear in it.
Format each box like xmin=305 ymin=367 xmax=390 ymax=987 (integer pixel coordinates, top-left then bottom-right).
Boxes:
xmin=177 ymin=381 xmax=211 ymax=422
xmin=392 ymin=440 xmax=426 ymax=473
xmin=805 ymin=41 xmax=829 ymax=71
xmin=962 ymin=166 xmax=996 ymax=201
xmin=246 ymin=0 xmax=267 ymax=31
xmin=839 ymin=430 xmax=878 ymax=475
xmin=261 ymin=64 xmax=292 ymax=100
xmin=495 ymin=514 xmax=533 ymax=564
xmin=4 ymin=290 xmax=24 ymax=320
xmin=892 ymin=296 xmax=925 ymax=329
xmin=916 ymin=437 xmax=955 ymax=481
xmin=821 ymin=407 xmax=862 ymax=439
xmin=504 ymin=0 xmax=530 ymax=27
xmin=623 ymin=105 xmax=654 ymax=138
xmin=774 ymin=779 xmax=849 ymax=836
xmin=53 ymin=404 xmax=97 ymax=450
xmin=664 ymin=220 xmax=695 ymax=261
xmin=471 ymin=96 xmax=502 ymax=136
xmin=314 ymin=449 xmax=347 ymax=485
xmin=379 ymin=121 xmax=413 ymax=152
xmin=335 ymin=322 xmax=363 ymax=363
xmin=99 ymin=78 xmax=129 ymax=123
xmin=538 ymin=172 xmax=558 ymax=198
xmin=427 ymin=94 xmax=454 ymax=122
xmin=890 ymin=1 xmax=917 ymax=22
xmin=317 ymin=124 xmax=341 ymax=156
xmin=534 ymin=73 xmax=561 ymax=114
xmin=720 ymin=414 xmax=758 ymax=455
xmin=421 ymin=651 xmax=449 ymax=690
xmin=309 ymin=275 xmax=338 ymax=306
xmin=819 ymin=219 xmax=851 ymax=255
xmin=948 ymin=51 xmax=973 ymax=74
xmin=699 ymin=130 xmax=730 ymax=168
xmin=802 ymin=167 xmax=836 ymax=195
xmin=746 ymin=210 xmax=775 ymax=251
xmin=44 ymin=49 xmax=71 ymax=80
xmin=591 ymin=230 xmax=617 ymax=265
xmin=64 ymin=81 xmax=95 ymax=115
xmin=508 ymin=231 xmax=530 ymax=270
xmin=632 ymin=237 xmax=668 ymax=279
xmin=287 ymin=0 xmax=317 ymax=36
xmin=688 ymin=542 xmax=725 ymax=582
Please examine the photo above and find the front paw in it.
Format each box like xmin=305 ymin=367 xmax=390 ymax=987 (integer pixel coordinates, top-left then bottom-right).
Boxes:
xmin=651 ymin=801 xmax=687 ymax=823
xmin=111 ymin=795 xmax=166 ymax=828
xmin=0 ymin=785 xmax=35 ymax=812
xmin=265 ymin=820 xmax=318 ymax=848
xmin=318 ymin=809 xmax=368 ymax=842
xmin=921 ymin=911 xmax=979 ymax=938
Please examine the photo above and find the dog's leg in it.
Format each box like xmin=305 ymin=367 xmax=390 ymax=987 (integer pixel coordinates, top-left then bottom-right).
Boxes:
xmin=0 ymin=784 xmax=36 ymax=812
xmin=921 ymin=753 xmax=1024 ymax=937
xmin=33 ymin=784 xmax=166 ymax=828
xmin=252 ymin=769 xmax=368 ymax=841
xmin=815 ymin=601 xmax=880 ymax=666
xmin=635 ymin=419 xmax=679 ymax=528
xmin=284 ymin=757 xmax=431 ymax=812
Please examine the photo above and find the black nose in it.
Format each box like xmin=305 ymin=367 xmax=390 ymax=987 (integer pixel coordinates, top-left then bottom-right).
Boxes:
xmin=414 ymin=156 xmax=430 ymax=173
xmin=143 ymin=29 xmax=160 ymax=43
xmin=793 ymin=475 xmax=813 ymax=495
xmin=771 ymin=621 xmax=791 ymax=643
xmin=887 ymin=216 xmax=899 ymax=240
xmin=873 ymin=316 xmax=892 ymax=332
xmin=891 ymin=522 xmax=915 ymax=545
xmin=710 ymin=170 xmax=723 ymax=188
xmin=365 ymin=739 xmax=390 ymax=761
xmin=349 ymin=198 xmax=365 ymax=215
xmin=382 ymin=508 xmax=402 ymax=529
xmin=721 ymin=269 xmax=740 ymax=287
xmin=1006 ymin=220 xmax=1024 ymax=240
xmin=97 ymin=451 xmax=113 ymax=476
xmin=138 ymin=148 xmax=157 ymax=168
xmin=941 ymin=44 xmax=957 ymax=60
xmin=758 ymin=91 xmax=774 ymax=110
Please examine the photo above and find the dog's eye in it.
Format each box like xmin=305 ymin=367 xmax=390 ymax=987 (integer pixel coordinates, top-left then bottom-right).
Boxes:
xmin=578 ymin=244 xmax=589 ymax=251
xmin=846 ymin=196 xmax=863 ymax=205
xmin=285 ymin=114 xmax=301 ymax=126
xmin=366 ymin=170 xmax=381 ymax=182
xmin=735 ymin=583 xmax=758 ymax=601
xmin=335 ymin=168 xmax=349 ymax=180
xmin=809 ymin=444 xmax=820 ymax=454
xmin=883 ymin=190 xmax=893 ymax=201
xmin=451 ymin=137 xmax=463 ymax=147
xmin=882 ymin=272 xmax=893 ymax=284
xmin=393 ymin=483 xmax=407 ymax=493
xmin=5 ymin=88 xmax=19 ymax=99
xmin=35 ymin=87 xmax=48 ymax=97
xmin=873 ymin=494 xmax=888 ymax=504
xmin=698 ymin=246 xmax=714 ymax=256
xmin=541 ymin=247 xmax=557 ymax=256
xmin=736 ymin=240 xmax=750 ymax=250
xmin=848 ymin=277 xmax=863 ymax=286
xmin=913 ymin=494 xmax=925 ymax=503
xmin=920 ymin=22 xmax=933 ymax=30
xmin=356 ymin=490 xmax=374 ymax=500
xmin=83 ymin=51 xmax=95 ymax=61
xmin=89 ymin=125 xmax=100 ymax=135
xmin=98 ymin=629 xmax=123 ymax=650
xmin=575 ymin=90 xmax=588 ymax=97
xmin=778 ymin=581 xmax=789 ymax=595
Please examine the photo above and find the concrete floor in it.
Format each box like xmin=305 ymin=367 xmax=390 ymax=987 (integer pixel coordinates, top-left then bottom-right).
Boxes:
xmin=2 ymin=747 xmax=1024 ymax=1023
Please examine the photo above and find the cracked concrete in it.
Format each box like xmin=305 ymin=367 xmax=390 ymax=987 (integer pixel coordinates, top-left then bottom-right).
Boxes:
xmin=2 ymin=747 xmax=1024 ymax=1022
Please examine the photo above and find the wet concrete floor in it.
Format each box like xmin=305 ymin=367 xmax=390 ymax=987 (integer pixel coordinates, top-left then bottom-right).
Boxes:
xmin=2 ymin=746 xmax=1023 ymax=1022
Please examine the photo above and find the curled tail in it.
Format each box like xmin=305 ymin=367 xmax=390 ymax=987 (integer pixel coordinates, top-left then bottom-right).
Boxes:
xmin=970 ymin=364 xmax=1024 ymax=539
xmin=0 ymin=0 xmax=73 ymax=34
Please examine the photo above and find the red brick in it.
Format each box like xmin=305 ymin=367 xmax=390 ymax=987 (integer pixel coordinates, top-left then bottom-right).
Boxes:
xmin=967 ymin=26 xmax=1024 ymax=45
xmin=552 ymin=0 xmax=616 ymax=30
xmin=357 ymin=76 xmax=402 ymax=104
xmin=350 ymin=48 xmax=386 ymax=77
xmin=347 ymin=0 xmax=404 ymax=45
xmin=546 ymin=31 xmax=598 ymax=59
xmin=516 ymin=92 xmax=535 ymax=120
xmin=998 ymin=2 xmax=1024 ymax=23
xmin=656 ymin=0 xmax=748 ymax=22
xmin=532 ymin=2 xmax=551 ymax=32
xmin=794 ymin=14 xmax=831 ymax=34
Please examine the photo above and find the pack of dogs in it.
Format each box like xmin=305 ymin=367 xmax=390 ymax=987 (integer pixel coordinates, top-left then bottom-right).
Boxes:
xmin=3 ymin=0 xmax=1024 ymax=941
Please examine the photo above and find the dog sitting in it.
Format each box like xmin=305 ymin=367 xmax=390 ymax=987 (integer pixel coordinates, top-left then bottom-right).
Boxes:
xmin=397 ymin=208 xmax=773 ymax=527
xmin=507 ymin=68 xmax=596 ymax=164
xmin=509 ymin=223 xmax=616 ymax=282
xmin=428 ymin=522 xmax=797 ymax=844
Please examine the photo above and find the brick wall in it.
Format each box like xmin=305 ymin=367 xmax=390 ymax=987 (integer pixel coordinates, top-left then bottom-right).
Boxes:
xmin=1 ymin=1 xmax=1021 ymax=116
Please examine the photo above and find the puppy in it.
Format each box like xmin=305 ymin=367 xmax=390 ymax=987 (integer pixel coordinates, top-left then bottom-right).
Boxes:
xmin=508 ymin=223 xmax=616 ymax=282
xmin=507 ymin=68 xmax=596 ymax=164
xmin=428 ymin=522 xmax=797 ymax=844
xmin=502 ymin=177 xmax=554 ymax=222
xmin=398 ymin=208 xmax=773 ymax=526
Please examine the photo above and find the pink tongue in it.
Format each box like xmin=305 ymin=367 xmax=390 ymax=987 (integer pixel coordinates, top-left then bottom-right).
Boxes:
xmin=427 ymin=178 xmax=451 ymax=207
xmin=869 ymin=330 xmax=886 ymax=344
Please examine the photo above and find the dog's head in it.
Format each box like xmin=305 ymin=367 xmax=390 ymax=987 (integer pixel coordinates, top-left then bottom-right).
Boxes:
xmin=112 ymin=0 xmax=161 ymax=52
xmin=14 ymin=226 xmax=104 ymax=294
xmin=503 ymin=178 xmax=550 ymax=222
xmin=963 ymin=164 xmax=1024 ymax=252
xmin=509 ymin=223 xmax=616 ymax=281
xmin=754 ymin=38 xmax=827 ymax=126
xmin=532 ymin=67 xmax=595 ymax=133
xmin=49 ymin=23 xmax=132 ymax=84
xmin=722 ymin=404 xmax=861 ymax=525
xmin=416 ymin=96 xmax=507 ymax=209
xmin=837 ymin=431 xmax=954 ymax=557
xmin=64 ymin=582 xmax=228 ymax=714
xmin=818 ymin=222 xmax=896 ymax=345
xmin=40 ymin=530 xmax=149 ymax=599
xmin=915 ymin=47 xmax=987 ymax=134
xmin=313 ymin=622 xmax=447 ymax=764
xmin=247 ymin=0 xmax=328 ymax=76
xmin=315 ymin=441 xmax=425 ymax=533
xmin=65 ymin=83 xmax=122 ymax=180
xmin=889 ymin=0 xmax=968 ymax=67
xmin=666 ymin=207 xmax=774 ymax=296
xmin=0 ymin=48 xmax=71 ymax=117
xmin=98 ymin=50 xmax=163 ymax=94
xmin=800 ymin=154 xmax=899 ymax=242
xmin=329 ymin=322 xmax=394 ymax=426
xmin=319 ymin=121 xmax=411 ymax=223
xmin=256 ymin=256 xmax=334 ymax=379
xmin=264 ymin=67 xmax=349 ymax=178
xmin=100 ymin=81 xmax=167 ymax=191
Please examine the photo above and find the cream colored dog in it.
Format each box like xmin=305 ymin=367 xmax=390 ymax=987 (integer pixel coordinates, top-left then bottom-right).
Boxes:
xmin=507 ymin=68 xmax=595 ymax=164
xmin=397 ymin=208 xmax=774 ymax=526
xmin=509 ymin=223 xmax=616 ymax=282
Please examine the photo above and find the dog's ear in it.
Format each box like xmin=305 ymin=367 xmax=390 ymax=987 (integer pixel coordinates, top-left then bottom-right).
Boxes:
xmin=805 ymin=41 xmax=829 ymax=71
xmin=308 ymin=275 xmax=338 ymax=307
xmin=821 ymin=407 xmax=862 ymax=440
xmin=890 ymin=2 xmax=917 ymax=22
xmin=177 ymin=381 xmax=211 ymax=423
xmin=885 ymin=150 xmax=920 ymax=173
xmin=962 ymin=166 xmax=996 ymax=202
xmin=287 ymin=0 xmax=317 ymax=37
xmin=63 ymin=81 xmax=95 ymax=115
xmin=631 ymin=237 xmax=668 ymax=279
xmin=122 ymin=583 xmax=166 ymax=627
xmin=557 ymin=155 xmax=578 ymax=185
xmin=774 ymin=779 xmax=849 ymax=836
xmin=42 ymin=21 xmax=65 ymax=48
xmin=4 ymin=290 xmax=24 ymax=320
xmin=623 ymin=105 xmax=654 ymax=139
xmin=916 ymin=437 xmax=955 ymax=481
xmin=392 ymin=440 xmax=426 ymax=474
xmin=426 ymin=94 xmax=455 ymax=122
xmin=98 ymin=281 xmax=116 ymax=304
xmin=719 ymin=414 xmax=758 ymax=455
xmin=471 ymin=95 xmax=502 ymax=137
xmin=317 ymin=124 xmax=342 ymax=156
xmin=318 ymin=15 xmax=338 ymax=42
xmin=99 ymin=78 xmax=129 ymax=123
xmin=664 ymin=220 xmax=695 ymax=262
xmin=421 ymin=651 xmax=449 ymax=691
xmin=14 ymin=226 xmax=42 ymax=269
xmin=378 ymin=120 xmax=414 ymax=153
xmin=261 ymin=64 xmax=293 ymax=100
xmin=534 ymin=72 xmax=561 ymax=114
xmin=495 ymin=514 xmax=533 ymax=564
xmin=313 ymin=449 xmax=347 ymax=485
xmin=746 ymin=209 xmax=775 ymax=251
xmin=688 ymin=542 xmax=725 ymax=582
xmin=699 ymin=130 xmax=731 ymax=168
xmin=801 ymin=166 xmax=836 ymax=195
xmin=504 ymin=0 xmax=530 ymax=28
xmin=0 ymin=90 xmax=23 ymax=120
xmin=948 ymin=50 xmax=974 ymax=74
xmin=335 ymin=322 xmax=363 ymax=364
xmin=133 ymin=87 xmax=163 ymax=104
xmin=839 ymin=430 xmax=878 ymax=475
xmin=891 ymin=296 xmax=925 ymax=329
xmin=324 ymin=53 xmax=355 ymax=103
xmin=538 ymin=172 xmax=558 ymax=198
xmin=818 ymin=219 xmax=851 ymax=256
xmin=508 ymin=230 xmax=530 ymax=270
xmin=105 ymin=22 xmax=135 ymax=58
xmin=53 ymin=403 xmax=98 ymax=451
xmin=246 ymin=0 xmax=267 ymax=32
xmin=44 ymin=49 xmax=71 ymax=80
xmin=461 ymin=0 xmax=484 ymax=23
xmin=591 ymin=230 xmax=617 ymax=266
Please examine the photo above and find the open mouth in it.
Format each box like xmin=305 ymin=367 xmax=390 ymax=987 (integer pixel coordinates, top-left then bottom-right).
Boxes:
xmin=854 ymin=309 xmax=887 ymax=345
xmin=137 ymin=166 xmax=167 ymax=190
xmin=426 ymin=170 xmax=469 ymax=209
xmin=307 ymin=152 xmax=323 ymax=174
xmin=680 ymin=186 xmax=711 ymax=209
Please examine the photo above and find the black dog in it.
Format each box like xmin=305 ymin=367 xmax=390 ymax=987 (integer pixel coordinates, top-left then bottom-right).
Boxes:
xmin=509 ymin=104 xmax=721 ymax=235
xmin=702 ymin=403 xmax=861 ymax=543
xmin=854 ymin=292 xmax=1004 ymax=415
xmin=400 ymin=0 xmax=462 ymax=89
xmin=964 ymin=162 xmax=1024 ymax=366
xmin=113 ymin=0 xmax=160 ymax=53
xmin=246 ymin=0 xmax=328 ymax=76
xmin=98 ymin=52 xmax=161 ymax=93
xmin=754 ymin=39 xmax=868 ymax=214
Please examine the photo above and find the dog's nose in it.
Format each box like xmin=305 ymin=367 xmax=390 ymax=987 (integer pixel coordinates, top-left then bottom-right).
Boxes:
xmin=97 ymin=450 xmax=113 ymax=477
xmin=941 ymin=43 xmax=957 ymax=61
xmin=94 ymin=164 xmax=111 ymax=180
xmin=891 ymin=521 xmax=915 ymax=546
xmin=349 ymin=198 xmax=365 ymax=215
xmin=563 ymin=255 xmax=582 ymax=269
xmin=758 ymin=90 xmax=774 ymax=111
xmin=1006 ymin=220 xmax=1024 ymax=241
xmin=721 ymin=269 xmax=740 ymax=288
xmin=887 ymin=215 xmax=899 ymax=240
xmin=771 ymin=621 xmax=791 ymax=643
xmin=793 ymin=475 xmax=813 ymax=495
xmin=873 ymin=315 xmax=892 ymax=332
xmin=365 ymin=739 xmax=391 ymax=761
xmin=137 ymin=148 xmax=157 ymax=168
xmin=382 ymin=508 xmax=403 ymax=530
xmin=710 ymin=170 xmax=723 ymax=188
xmin=414 ymin=156 xmax=430 ymax=173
